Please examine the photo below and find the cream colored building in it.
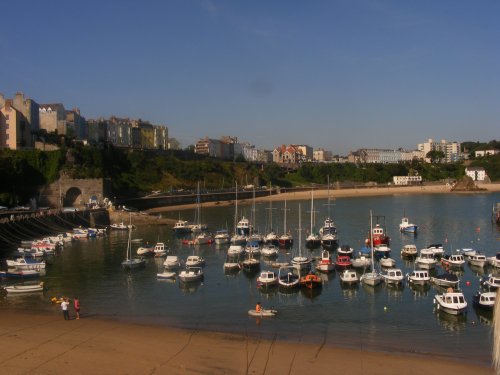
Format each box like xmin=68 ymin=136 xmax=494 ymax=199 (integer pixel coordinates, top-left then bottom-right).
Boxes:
xmin=0 ymin=93 xmax=38 ymax=149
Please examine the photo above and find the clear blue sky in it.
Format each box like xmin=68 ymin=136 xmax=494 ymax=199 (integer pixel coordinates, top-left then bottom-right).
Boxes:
xmin=1 ymin=0 xmax=499 ymax=154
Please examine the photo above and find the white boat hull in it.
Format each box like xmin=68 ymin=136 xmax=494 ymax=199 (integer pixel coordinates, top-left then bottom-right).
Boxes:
xmin=248 ymin=309 xmax=277 ymax=317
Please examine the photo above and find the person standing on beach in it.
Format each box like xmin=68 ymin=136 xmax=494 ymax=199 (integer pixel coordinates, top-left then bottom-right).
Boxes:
xmin=74 ymin=297 xmax=80 ymax=320
xmin=61 ymin=298 xmax=70 ymax=320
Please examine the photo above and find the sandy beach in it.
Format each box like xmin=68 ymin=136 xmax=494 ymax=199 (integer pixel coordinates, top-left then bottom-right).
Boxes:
xmin=0 ymin=310 xmax=494 ymax=375
xmin=145 ymin=182 xmax=500 ymax=214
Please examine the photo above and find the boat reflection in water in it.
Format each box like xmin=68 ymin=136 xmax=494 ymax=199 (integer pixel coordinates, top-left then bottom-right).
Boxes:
xmin=435 ymin=310 xmax=467 ymax=332
xmin=179 ymin=279 xmax=203 ymax=294
xmin=408 ymin=283 xmax=431 ymax=298
xmin=300 ymin=286 xmax=322 ymax=300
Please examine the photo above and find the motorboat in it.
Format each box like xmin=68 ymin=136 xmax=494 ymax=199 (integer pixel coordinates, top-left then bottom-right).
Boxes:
xmin=441 ymin=253 xmax=465 ymax=268
xmin=223 ymin=259 xmax=241 ymax=271
xmin=179 ymin=267 xmax=204 ymax=282
xmin=374 ymin=244 xmax=391 ymax=257
xmin=379 ymin=256 xmax=396 ymax=268
xmin=153 ymin=242 xmax=167 ymax=257
xmin=248 ymin=308 xmax=277 ymax=317
xmin=163 ymin=255 xmax=180 ymax=269
xmin=6 ymin=257 xmax=46 ymax=270
xmin=4 ymin=282 xmax=45 ymax=294
xmin=236 ymin=216 xmax=251 ymax=236
xmin=426 ymin=244 xmax=444 ymax=257
xmin=257 ymin=271 xmax=278 ymax=288
xmin=157 ymin=270 xmax=176 ymax=279
xmin=278 ymin=266 xmax=299 ymax=289
xmin=245 ymin=240 xmax=261 ymax=255
xmin=337 ymin=245 xmax=354 ymax=257
xmin=381 ymin=268 xmax=404 ymax=285
xmin=351 ymin=255 xmax=371 ymax=269
xmin=227 ymin=245 xmax=245 ymax=257
xmin=487 ymin=253 xmax=500 ymax=268
xmin=214 ymin=230 xmax=230 ymax=244
xmin=136 ymin=243 xmax=155 ymax=256
xmin=110 ymin=222 xmax=129 ymax=230
xmin=339 ymin=269 xmax=359 ymax=285
xmin=430 ymin=273 xmax=459 ymax=288
xmin=194 ymin=232 xmax=214 ymax=245
xmin=472 ymin=291 xmax=496 ymax=310
xmin=299 ymin=272 xmax=322 ymax=289
xmin=335 ymin=255 xmax=352 ymax=269
xmin=401 ymin=244 xmax=417 ymax=257
xmin=406 ymin=270 xmax=430 ymax=285
xmin=459 ymin=248 xmax=476 ymax=258
xmin=368 ymin=222 xmax=390 ymax=247
xmin=468 ymin=254 xmax=487 ymax=268
xmin=481 ymin=274 xmax=500 ymax=289
xmin=399 ymin=216 xmax=418 ymax=233
xmin=264 ymin=231 xmax=279 ymax=246
xmin=241 ymin=256 xmax=260 ymax=272
xmin=0 ymin=269 xmax=40 ymax=279
xmin=185 ymin=255 xmax=205 ymax=268
xmin=434 ymin=291 xmax=467 ymax=315
xmin=316 ymin=249 xmax=335 ymax=273
xmin=261 ymin=244 xmax=279 ymax=258
xmin=230 ymin=233 xmax=247 ymax=246
xmin=415 ymin=249 xmax=437 ymax=269
xmin=319 ymin=217 xmax=338 ymax=249
xmin=172 ymin=219 xmax=191 ymax=234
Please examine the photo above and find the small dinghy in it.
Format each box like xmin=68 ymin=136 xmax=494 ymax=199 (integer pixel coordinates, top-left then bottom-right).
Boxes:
xmin=0 ymin=269 xmax=40 ymax=279
xmin=248 ymin=308 xmax=277 ymax=317
xmin=431 ymin=272 xmax=459 ymax=288
xmin=157 ymin=270 xmax=176 ymax=279
xmin=5 ymin=282 xmax=44 ymax=294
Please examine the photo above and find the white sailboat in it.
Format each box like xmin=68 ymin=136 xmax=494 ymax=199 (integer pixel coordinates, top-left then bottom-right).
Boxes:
xmin=360 ymin=211 xmax=382 ymax=286
xmin=190 ymin=181 xmax=208 ymax=233
xmin=305 ymin=188 xmax=321 ymax=248
xmin=122 ymin=216 xmax=146 ymax=270
xmin=278 ymin=200 xmax=293 ymax=247
xmin=291 ymin=204 xmax=311 ymax=271
xmin=231 ymin=183 xmax=247 ymax=245
xmin=264 ymin=185 xmax=278 ymax=245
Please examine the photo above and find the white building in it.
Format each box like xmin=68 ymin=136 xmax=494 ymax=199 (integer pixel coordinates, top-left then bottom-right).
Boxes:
xmin=418 ymin=138 xmax=462 ymax=163
xmin=393 ymin=175 xmax=423 ymax=185
xmin=475 ymin=149 xmax=499 ymax=157
xmin=465 ymin=167 xmax=486 ymax=181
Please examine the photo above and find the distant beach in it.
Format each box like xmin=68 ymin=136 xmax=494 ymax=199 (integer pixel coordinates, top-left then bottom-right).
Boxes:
xmin=0 ymin=311 xmax=493 ymax=375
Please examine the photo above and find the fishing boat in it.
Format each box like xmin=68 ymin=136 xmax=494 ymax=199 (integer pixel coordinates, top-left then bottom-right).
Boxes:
xmin=320 ymin=178 xmax=338 ymax=249
xmin=305 ymin=189 xmax=321 ymax=248
xmin=214 ymin=229 xmax=230 ymax=244
xmin=4 ymin=282 xmax=45 ymax=294
xmin=121 ymin=222 xmax=146 ymax=270
xmin=185 ymin=255 xmax=205 ymax=268
xmin=335 ymin=255 xmax=352 ymax=269
xmin=381 ymin=268 xmax=404 ymax=285
xmin=278 ymin=266 xmax=300 ymax=289
xmin=278 ymin=200 xmax=293 ymax=247
xmin=339 ymin=269 xmax=359 ymax=285
xmin=431 ymin=272 xmax=459 ymax=288
xmin=194 ymin=232 xmax=214 ymax=245
xmin=366 ymin=216 xmax=390 ymax=247
xmin=153 ymin=242 xmax=167 ymax=257
xmin=434 ymin=291 xmax=467 ymax=315
xmin=236 ymin=217 xmax=251 ymax=237
xmin=337 ymin=245 xmax=354 ymax=257
xmin=179 ymin=267 xmax=204 ymax=282
xmin=472 ymin=291 xmax=496 ymax=310
xmin=468 ymin=254 xmax=487 ymax=268
xmin=401 ymin=244 xmax=417 ymax=257
xmin=163 ymin=255 xmax=180 ymax=269
xmin=399 ymin=216 xmax=418 ymax=233
xmin=415 ymin=249 xmax=437 ymax=269
xmin=441 ymin=253 xmax=465 ymax=268
xmin=426 ymin=244 xmax=444 ymax=257
xmin=481 ymin=274 xmax=500 ymax=289
xmin=406 ymin=270 xmax=430 ymax=285
xmin=360 ymin=211 xmax=382 ymax=287
xmin=248 ymin=308 xmax=277 ymax=317
xmin=257 ymin=270 xmax=278 ymax=288
xmin=172 ymin=219 xmax=191 ymax=234
xmin=316 ymin=249 xmax=335 ymax=273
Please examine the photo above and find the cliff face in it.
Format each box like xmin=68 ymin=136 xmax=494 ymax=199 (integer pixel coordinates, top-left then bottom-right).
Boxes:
xmin=451 ymin=176 xmax=486 ymax=191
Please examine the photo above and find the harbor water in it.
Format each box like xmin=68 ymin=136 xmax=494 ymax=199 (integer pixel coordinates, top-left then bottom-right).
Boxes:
xmin=1 ymin=192 xmax=500 ymax=365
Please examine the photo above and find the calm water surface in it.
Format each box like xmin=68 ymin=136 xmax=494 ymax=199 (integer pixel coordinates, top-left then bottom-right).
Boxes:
xmin=2 ymin=193 xmax=500 ymax=364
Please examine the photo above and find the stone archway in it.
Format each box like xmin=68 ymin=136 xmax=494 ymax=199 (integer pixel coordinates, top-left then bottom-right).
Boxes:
xmin=64 ymin=187 xmax=82 ymax=207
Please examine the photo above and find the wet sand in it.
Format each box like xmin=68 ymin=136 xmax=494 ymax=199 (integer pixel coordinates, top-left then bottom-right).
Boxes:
xmin=0 ymin=311 xmax=493 ymax=374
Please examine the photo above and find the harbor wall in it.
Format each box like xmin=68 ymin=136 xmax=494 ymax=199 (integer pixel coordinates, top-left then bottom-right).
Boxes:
xmin=0 ymin=208 xmax=109 ymax=248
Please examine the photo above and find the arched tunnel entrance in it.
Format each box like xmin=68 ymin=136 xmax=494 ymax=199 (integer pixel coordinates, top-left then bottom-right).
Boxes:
xmin=64 ymin=187 xmax=82 ymax=207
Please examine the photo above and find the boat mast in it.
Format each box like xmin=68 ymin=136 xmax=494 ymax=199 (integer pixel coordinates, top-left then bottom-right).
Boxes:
xmin=283 ymin=200 xmax=288 ymax=235
xmin=370 ymin=210 xmax=375 ymax=273
xmin=298 ymin=204 xmax=302 ymax=257
xmin=234 ymin=182 xmax=238 ymax=234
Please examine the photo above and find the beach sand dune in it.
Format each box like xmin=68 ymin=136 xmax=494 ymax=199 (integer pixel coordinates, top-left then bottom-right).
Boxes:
xmin=0 ymin=311 xmax=493 ymax=374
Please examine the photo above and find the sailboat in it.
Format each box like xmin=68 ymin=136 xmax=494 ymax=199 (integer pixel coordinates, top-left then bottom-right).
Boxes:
xmin=190 ymin=181 xmax=208 ymax=233
xmin=320 ymin=177 xmax=338 ymax=249
xmin=305 ymin=188 xmax=321 ymax=248
xmin=247 ymin=186 xmax=263 ymax=244
xmin=122 ymin=215 xmax=146 ymax=270
xmin=264 ymin=185 xmax=278 ymax=245
xmin=230 ymin=182 xmax=247 ymax=245
xmin=360 ymin=211 xmax=382 ymax=286
xmin=291 ymin=204 xmax=311 ymax=271
xmin=278 ymin=200 xmax=293 ymax=247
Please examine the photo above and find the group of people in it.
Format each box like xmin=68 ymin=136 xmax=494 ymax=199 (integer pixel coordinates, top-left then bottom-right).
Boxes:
xmin=60 ymin=297 xmax=80 ymax=320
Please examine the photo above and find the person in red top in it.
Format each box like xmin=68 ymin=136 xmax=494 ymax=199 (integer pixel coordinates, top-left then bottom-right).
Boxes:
xmin=74 ymin=297 xmax=81 ymax=320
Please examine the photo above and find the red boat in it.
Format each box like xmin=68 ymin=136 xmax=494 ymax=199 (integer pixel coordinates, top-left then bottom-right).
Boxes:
xmin=366 ymin=223 xmax=390 ymax=247
xmin=299 ymin=272 xmax=322 ymax=289
xmin=335 ymin=255 xmax=352 ymax=269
